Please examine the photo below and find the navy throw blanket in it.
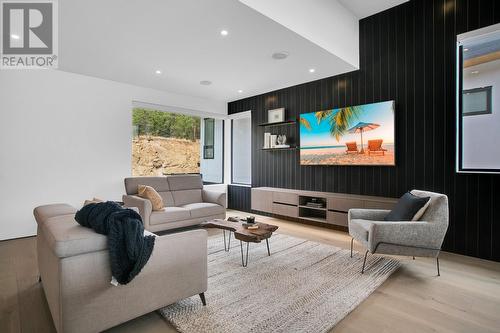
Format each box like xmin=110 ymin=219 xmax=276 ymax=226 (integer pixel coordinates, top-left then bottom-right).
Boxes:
xmin=75 ymin=201 xmax=155 ymax=285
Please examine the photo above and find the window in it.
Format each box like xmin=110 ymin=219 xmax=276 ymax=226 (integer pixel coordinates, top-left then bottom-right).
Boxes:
xmin=132 ymin=107 xmax=223 ymax=183
xmin=231 ymin=115 xmax=251 ymax=185
xmin=203 ymin=118 xmax=215 ymax=159
xmin=462 ymin=86 xmax=492 ymax=116
xmin=200 ymin=118 xmax=224 ymax=184
xmin=457 ymin=24 xmax=500 ymax=173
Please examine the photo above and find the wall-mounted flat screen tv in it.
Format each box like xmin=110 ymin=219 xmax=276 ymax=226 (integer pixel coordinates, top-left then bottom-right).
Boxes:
xmin=299 ymin=100 xmax=395 ymax=166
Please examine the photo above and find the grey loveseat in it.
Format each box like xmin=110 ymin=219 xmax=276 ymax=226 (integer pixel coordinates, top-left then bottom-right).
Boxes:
xmin=348 ymin=190 xmax=449 ymax=275
xmin=34 ymin=203 xmax=208 ymax=333
xmin=123 ymin=174 xmax=226 ymax=232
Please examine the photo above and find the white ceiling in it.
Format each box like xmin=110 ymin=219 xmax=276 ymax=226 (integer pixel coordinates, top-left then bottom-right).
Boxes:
xmin=339 ymin=0 xmax=408 ymax=19
xmin=58 ymin=0 xmax=407 ymax=103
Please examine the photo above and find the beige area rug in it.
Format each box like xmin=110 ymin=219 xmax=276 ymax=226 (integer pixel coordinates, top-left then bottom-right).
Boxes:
xmin=159 ymin=233 xmax=399 ymax=333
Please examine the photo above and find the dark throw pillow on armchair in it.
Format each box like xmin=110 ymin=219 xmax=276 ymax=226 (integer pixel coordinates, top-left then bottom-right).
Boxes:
xmin=384 ymin=192 xmax=431 ymax=221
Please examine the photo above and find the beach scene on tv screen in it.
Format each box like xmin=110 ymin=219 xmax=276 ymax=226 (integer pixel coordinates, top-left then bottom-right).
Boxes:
xmin=300 ymin=101 xmax=395 ymax=166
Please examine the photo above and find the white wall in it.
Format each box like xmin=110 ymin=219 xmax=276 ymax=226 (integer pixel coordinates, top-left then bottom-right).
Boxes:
xmin=462 ymin=59 xmax=500 ymax=169
xmin=0 ymin=70 xmax=226 ymax=240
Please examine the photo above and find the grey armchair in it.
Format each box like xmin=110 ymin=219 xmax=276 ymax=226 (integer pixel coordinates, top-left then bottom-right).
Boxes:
xmin=348 ymin=190 xmax=449 ymax=275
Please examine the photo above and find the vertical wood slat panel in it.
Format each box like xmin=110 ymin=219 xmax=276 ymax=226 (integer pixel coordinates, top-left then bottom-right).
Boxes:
xmin=227 ymin=0 xmax=500 ymax=262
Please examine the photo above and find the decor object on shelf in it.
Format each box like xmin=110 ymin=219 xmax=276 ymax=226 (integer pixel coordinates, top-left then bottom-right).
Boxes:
xmin=277 ymin=134 xmax=287 ymax=145
xmin=263 ymin=132 xmax=271 ymax=148
xmin=348 ymin=190 xmax=448 ymax=275
xmin=268 ymin=107 xmax=285 ymax=123
xmin=160 ymin=234 xmax=399 ymax=333
xmin=270 ymin=134 xmax=277 ymax=148
xmin=299 ymin=100 xmax=395 ymax=166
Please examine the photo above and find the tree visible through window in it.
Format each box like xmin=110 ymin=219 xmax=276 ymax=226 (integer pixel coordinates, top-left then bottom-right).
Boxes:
xmin=132 ymin=108 xmax=201 ymax=176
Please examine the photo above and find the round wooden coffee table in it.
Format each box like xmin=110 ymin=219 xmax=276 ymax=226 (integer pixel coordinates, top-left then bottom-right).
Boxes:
xmin=201 ymin=219 xmax=279 ymax=267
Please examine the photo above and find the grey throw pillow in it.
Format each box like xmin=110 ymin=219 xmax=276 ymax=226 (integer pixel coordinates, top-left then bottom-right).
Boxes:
xmin=384 ymin=192 xmax=430 ymax=221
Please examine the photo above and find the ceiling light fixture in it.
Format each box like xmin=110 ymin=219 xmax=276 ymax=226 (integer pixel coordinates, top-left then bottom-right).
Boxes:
xmin=463 ymin=48 xmax=469 ymax=51
xmin=220 ymin=30 xmax=228 ymax=36
xmin=155 ymin=70 xmax=162 ymax=75
xmin=238 ymin=90 xmax=243 ymax=93
xmin=11 ymin=34 xmax=20 ymax=40
xmin=272 ymin=51 xmax=289 ymax=60
xmin=200 ymin=80 xmax=212 ymax=86
xmin=471 ymin=70 xmax=479 ymax=74
xmin=309 ymin=68 xmax=316 ymax=73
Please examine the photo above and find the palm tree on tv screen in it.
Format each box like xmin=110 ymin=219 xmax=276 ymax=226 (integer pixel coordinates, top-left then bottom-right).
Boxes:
xmin=301 ymin=106 xmax=361 ymax=141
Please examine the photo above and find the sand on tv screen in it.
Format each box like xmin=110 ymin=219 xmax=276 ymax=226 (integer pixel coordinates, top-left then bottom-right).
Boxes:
xmin=299 ymin=101 xmax=395 ymax=166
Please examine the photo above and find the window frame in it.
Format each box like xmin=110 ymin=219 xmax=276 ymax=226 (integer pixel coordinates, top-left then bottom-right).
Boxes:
xmin=456 ymin=29 xmax=500 ymax=174
xmin=203 ymin=118 xmax=215 ymax=159
xmin=202 ymin=118 xmax=225 ymax=185
xmin=131 ymin=105 xmax=225 ymax=183
xmin=230 ymin=115 xmax=252 ymax=186
xmin=462 ymin=86 xmax=492 ymax=117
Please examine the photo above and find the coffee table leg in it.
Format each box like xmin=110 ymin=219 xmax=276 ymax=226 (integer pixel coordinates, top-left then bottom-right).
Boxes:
xmin=266 ymin=238 xmax=271 ymax=256
xmin=223 ymin=230 xmax=231 ymax=252
xmin=240 ymin=240 xmax=249 ymax=267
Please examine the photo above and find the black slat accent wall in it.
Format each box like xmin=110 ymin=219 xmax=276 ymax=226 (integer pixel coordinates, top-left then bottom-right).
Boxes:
xmin=227 ymin=185 xmax=252 ymax=213
xmin=228 ymin=0 xmax=500 ymax=262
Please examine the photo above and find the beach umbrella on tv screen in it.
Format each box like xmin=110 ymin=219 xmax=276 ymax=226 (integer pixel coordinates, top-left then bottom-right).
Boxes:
xmin=348 ymin=122 xmax=380 ymax=153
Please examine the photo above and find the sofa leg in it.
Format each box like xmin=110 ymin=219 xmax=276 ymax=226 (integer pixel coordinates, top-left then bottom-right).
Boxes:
xmin=199 ymin=293 xmax=206 ymax=306
xmin=350 ymin=238 xmax=354 ymax=258
xmin=38 ymin=275 xmax=42 ymax=283
xmin=412 ymin=256 xmax=415 ymax=260
xmin=361 ymin=250 xmax=368 ymax=274
xmin=436 ymin=257 xmax=440 ymax=277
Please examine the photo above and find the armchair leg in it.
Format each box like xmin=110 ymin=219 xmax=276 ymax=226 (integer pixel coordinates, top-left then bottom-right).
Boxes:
xmin=436 ymin=257 xmax=440 ymax=276
xmin=199 ymin=293 xmax=206 ymax=306
xmin=350 ymin=238 xmax=354 ymax=258
xmin=361 ymin=250 xmax=369 ymax=274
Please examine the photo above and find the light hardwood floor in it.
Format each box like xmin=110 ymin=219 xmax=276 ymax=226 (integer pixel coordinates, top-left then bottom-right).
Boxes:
xmin=1 ymin=210 xmax=500 ymax=333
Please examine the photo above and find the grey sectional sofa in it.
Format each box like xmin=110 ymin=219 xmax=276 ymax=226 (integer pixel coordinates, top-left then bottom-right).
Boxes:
xmin=123 ymin=174 xmax=226 ymax=232
xmin=34 ymin=203 xmax=208 ymax=333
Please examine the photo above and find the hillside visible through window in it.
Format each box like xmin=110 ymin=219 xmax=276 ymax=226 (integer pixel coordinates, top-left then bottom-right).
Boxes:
xmin=132 ymin=108 xmax=200 ymax=176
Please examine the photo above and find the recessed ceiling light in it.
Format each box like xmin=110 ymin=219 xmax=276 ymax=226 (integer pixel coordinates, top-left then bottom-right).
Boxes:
xmin=155 ymin=70 xmax=162 ymax=75
xmin=238 ymin=90 xmax=243 ymax=93
xmin=200 ymin=80 xmax=212 ymax=86
xmin=272 ymin=51 xmax=289 ymax=60
xmin=220 ymin=30 xmax=228 ymax=36
xmin=464 ymin=48 xmax=469 ymax=51
xmin=471 ymin=70 xmax=479 ymax=74
xmin=11 ymin=34 xmax=20 ymax=40
xmin=309 ymin=68 xmax=316 ymax=73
